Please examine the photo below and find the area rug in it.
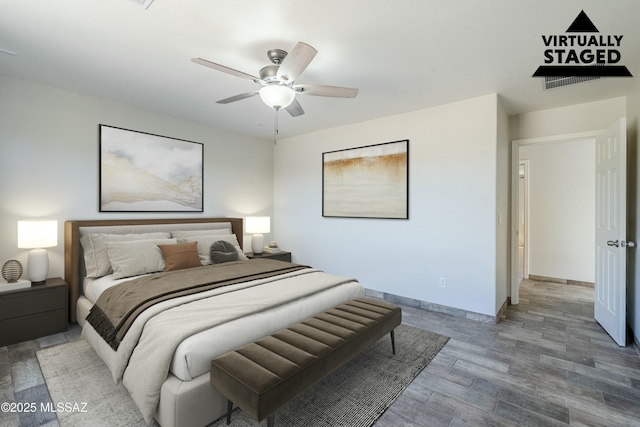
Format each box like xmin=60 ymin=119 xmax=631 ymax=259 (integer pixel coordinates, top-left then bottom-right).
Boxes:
xmin=36 ymin=324 xmax=448 ymax=427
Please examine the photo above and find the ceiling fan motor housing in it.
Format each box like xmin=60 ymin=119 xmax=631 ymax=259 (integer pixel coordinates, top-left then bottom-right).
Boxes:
xmin=261 ymin=49 xmax=289 ymax=83
xmin=259 ymin=65 xmax=279 ymax=82
xmin=267 ymin=49 xmax=287 ymax=65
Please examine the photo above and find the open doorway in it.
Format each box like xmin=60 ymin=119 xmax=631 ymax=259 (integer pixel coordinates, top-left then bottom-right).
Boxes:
xmin=511 ymin=120 xmax=629 ymax=346
xmin=519 ymin=139 xmax=595 ymax=283
xmin=510 ymin=131 xmax=599 ymax=305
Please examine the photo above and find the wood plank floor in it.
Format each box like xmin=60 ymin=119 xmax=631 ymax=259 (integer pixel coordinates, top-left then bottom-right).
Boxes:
xmin=375 ymin=279 xmax=640 ymax=426
xmin=1 ymin=278 xmax=639 ymax=426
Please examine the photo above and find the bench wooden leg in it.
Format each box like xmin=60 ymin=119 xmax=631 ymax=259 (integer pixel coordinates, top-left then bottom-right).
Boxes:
xmin=390 ymin=329 xmax=396 ymax=355
xmin=226 ymin=399 xmax=233 ymax=425
xmin=267 ymin=413 xmax=275 ymax=427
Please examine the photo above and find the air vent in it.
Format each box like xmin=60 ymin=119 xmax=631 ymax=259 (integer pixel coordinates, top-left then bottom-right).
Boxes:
xmin=543 ymin=75 xmax=601 ymax=90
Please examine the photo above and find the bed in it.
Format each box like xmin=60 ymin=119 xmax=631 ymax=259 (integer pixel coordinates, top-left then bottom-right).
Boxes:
xmin=64 ymin=218 xmax=364 ymax=427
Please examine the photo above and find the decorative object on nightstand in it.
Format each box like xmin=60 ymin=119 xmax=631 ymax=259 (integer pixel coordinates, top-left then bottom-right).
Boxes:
xmin=0 ymin=259 xmax=30 ymax=292
xmin=246 ymin=216 xmax=270 ymax=255
xmin=18 ymin=219 xmax=58 ymax=284
xmin=2 ymin=259 xmax=23 ymax=282
xmin=262 ymin=241 xmax=281 ymax=253
xmin=0 ymin=280 xmax=31 ymax=292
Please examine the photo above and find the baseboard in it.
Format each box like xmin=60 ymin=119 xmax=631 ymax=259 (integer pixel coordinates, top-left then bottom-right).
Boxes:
xmin=528 ymin=274 xmax=567 ymax=284
xmin=364 ymin=288 xmax=501 ymax=325
xmin=496 ymin=299 xmax=508 ymax=321
xmin=528 ymin=274 xmax=594 ymax=288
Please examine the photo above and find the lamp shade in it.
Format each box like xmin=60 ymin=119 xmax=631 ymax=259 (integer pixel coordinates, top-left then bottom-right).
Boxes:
xmin=259 ymin=85 xmax=295 ymax=110
xmin=246 ymin=217 xmax=270 ymax=234
xmin=18 ymin=220 xmax=58 ymax=249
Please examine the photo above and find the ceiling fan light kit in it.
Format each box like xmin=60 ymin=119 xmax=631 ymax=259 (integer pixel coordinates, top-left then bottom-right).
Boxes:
xmin=259 ymin=85 xmax=295 ymax=110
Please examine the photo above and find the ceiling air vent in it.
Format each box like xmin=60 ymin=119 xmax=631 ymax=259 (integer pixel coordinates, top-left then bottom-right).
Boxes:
xmin=543 ymin=75 xmax=601 ymax=90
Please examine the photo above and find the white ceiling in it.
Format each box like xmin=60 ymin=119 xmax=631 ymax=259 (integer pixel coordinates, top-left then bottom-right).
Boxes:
xmin=1 ymin=0 xmax=639 ymax=140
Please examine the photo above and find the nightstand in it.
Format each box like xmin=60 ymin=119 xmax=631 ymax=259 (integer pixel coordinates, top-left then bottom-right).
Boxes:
xmin=0 ymin=277 xmax=68 ymax=346
xmin=246 ymin=251 xmax=292 ymax=262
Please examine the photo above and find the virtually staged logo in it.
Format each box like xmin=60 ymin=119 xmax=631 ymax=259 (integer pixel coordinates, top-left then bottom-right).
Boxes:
xmin=533 ymin=10 xmax=632 ymax=78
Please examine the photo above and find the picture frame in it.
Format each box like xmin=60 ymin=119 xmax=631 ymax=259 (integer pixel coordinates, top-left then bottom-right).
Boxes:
xmin=99 ymin=125 xmax=203 ymax=212
xmin=323 ymin=139 xmax=409 ymax=219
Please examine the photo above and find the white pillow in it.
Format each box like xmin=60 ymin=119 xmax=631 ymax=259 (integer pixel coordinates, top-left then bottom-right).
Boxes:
xmin=179 ymin=235 xmax=248 ymax=265
xmin=80 ymin=232 xmax=171 ymax=278
xmin=170 ymin=229 xmax=230 ymax=239
xmin=106 ymin=238 xmax=177 ymax=279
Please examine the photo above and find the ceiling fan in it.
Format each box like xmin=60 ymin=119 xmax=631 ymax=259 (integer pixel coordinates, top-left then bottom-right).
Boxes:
xmin=191 ymin=42 xmax=358 ymax=117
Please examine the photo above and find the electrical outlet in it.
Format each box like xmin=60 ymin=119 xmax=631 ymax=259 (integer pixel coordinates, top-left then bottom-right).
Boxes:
xmin=439 ymin=277 xmax=446 ymax=288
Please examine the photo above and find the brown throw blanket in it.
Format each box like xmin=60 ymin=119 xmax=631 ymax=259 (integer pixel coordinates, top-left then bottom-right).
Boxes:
xmin=86 ymin=259 xmax=307 ymax=350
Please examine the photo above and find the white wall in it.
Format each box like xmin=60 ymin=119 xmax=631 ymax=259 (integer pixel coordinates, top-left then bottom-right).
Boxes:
xmin=510 ymin=97 xmax=626 ymax=141
xmin=274 ymin=94 xmax=502 ymax=317
xmin=0 ymin=75 xmax=274 ymax=279
xmin=519 ymin=139 xmax=595 ymax=283
xmin=495 ymin=97 xmax=510 ymax=309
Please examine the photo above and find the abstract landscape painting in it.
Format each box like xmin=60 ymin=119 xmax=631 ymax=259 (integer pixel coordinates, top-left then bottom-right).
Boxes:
xmin=323 ymin=140 xmax=408 ymax=219
xmin=100 ymin=125 xmax=203 ymax=212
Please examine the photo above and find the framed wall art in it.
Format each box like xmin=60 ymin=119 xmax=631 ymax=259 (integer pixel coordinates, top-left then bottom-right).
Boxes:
xmin=99 ymin=125 xmax=203 ymax=212
xmin=323 ymin=139 xmax=409 ymax=219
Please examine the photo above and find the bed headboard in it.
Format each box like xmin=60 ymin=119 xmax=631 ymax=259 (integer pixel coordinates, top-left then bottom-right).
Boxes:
xmin=64 ymin=218 xmax=243 ymax=323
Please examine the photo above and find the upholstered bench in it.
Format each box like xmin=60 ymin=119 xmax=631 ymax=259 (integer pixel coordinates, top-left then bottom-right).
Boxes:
xmin=210 ymin=298 xmax=402 ymax=426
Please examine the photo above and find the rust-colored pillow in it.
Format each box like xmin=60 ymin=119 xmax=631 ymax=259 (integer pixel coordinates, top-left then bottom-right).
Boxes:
xmin=158 ymin=242 xmax=202 ymax=271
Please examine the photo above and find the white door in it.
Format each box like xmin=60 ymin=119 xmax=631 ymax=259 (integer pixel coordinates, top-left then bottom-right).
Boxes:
xmin=595 ymin=118 xmax=628 ymax=346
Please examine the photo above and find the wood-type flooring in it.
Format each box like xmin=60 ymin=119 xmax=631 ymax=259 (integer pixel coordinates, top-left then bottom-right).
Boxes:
xmin=375 ymin=279 xmax=640 ymax=426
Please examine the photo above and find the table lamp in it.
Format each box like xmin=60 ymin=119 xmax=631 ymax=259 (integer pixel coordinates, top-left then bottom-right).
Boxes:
xmin=246 ymin=216 xmax=270 ymax=254
xmin=18 ymin=219 xmax=58 ymax=284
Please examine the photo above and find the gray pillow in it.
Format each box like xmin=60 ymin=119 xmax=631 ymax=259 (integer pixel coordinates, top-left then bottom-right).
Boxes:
xmin=210 ymin=240 xmax=240 ymax=264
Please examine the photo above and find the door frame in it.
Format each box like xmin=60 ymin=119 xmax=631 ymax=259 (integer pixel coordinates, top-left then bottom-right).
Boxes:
xmin=510 ymin=131 xmax=599 ymax=304
xmin=518 ymin=159 xmax=530 ymax=280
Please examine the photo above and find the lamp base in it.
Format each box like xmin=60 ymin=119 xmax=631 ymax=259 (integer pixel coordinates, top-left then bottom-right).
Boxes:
xmin=251 ymin=234 xmax=265 ymax=254
xmin=28 ymin=248 xmax=49 ymax=284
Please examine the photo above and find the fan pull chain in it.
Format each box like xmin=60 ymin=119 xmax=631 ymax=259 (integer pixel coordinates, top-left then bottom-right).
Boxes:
xmin=273 ymin=109 xmax=279 ymax=145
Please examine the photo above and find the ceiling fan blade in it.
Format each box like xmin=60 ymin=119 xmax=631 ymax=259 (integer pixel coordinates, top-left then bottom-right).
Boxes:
xmin=192 ymin=58 xmax=260 ymax=82
xmin=216 ymin=91 xmax=258 ymax=104
xmin=285 ymin=98 xmax=305 ymax=117
xmin=296 ymin=84 xmax=359 ymax=98
xmin=276 ymin=42 xmax=317 ymax=82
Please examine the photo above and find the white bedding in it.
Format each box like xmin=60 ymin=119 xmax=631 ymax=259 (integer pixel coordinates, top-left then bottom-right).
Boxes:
xmin=83 ymin=274 xmax=141 ymax=304
xmin=82 ymin=265 xmax=364 ymax=424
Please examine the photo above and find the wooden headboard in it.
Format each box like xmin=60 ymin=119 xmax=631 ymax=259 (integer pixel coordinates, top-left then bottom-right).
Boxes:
xmin=64 ymin=217 xmax=243 ymax=323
